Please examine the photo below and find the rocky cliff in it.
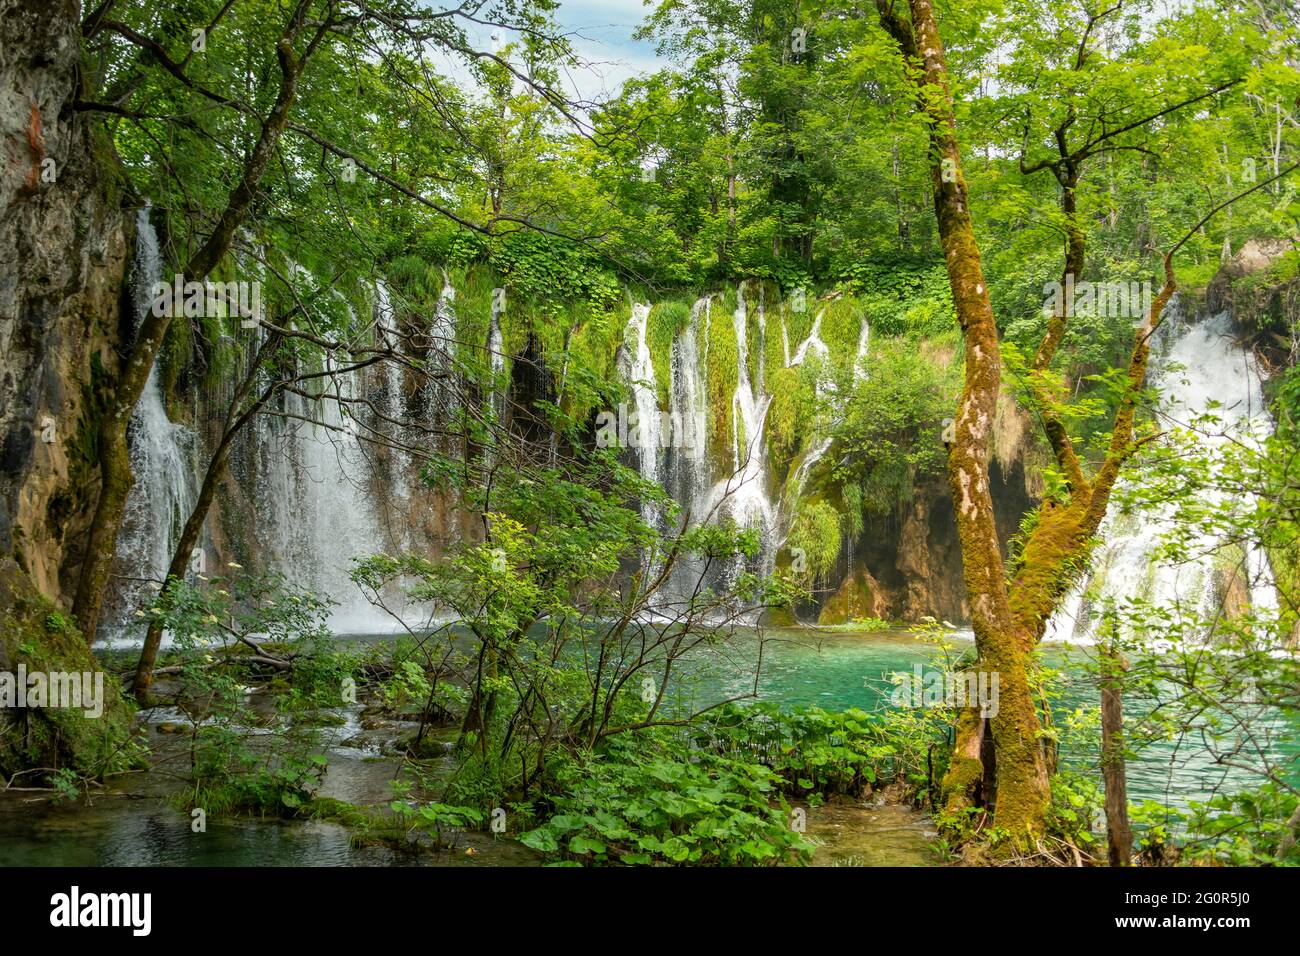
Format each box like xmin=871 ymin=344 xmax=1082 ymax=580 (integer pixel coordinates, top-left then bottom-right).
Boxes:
xmin=0 ymin=0 xmax=130 ymax=605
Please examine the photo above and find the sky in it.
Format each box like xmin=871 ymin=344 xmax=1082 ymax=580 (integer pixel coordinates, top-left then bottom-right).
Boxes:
xmin=549 ymin=0 xmax=665 ymax=99
xmin=445 ymin=0 xmax=667 ymax=104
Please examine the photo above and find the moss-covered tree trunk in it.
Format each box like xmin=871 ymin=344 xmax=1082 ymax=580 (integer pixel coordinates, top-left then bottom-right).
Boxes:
xmin=875 ymin=0 xmax=1204 ymax=846
xmin=878 ymin=0 xmax=1051 ymax=841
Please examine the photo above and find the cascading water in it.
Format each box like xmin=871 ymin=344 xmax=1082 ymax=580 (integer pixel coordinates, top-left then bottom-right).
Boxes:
xmin=700 ymin=284 xmax=780 ymax=592
xmin=104 ymin=209 xmax=199 ymax=642
xmin=665 ymin=296 xmax=713 ymax=516
xmin=1045 ymin=303 xmax=1277 ymax=643
xmin=487 ymin=290 xmax=506 ymax=428
xmin=705 ymin=285 xmax=774 ymax=531
xmin=853 ymin=317 xmax=871 ymax=385
xmin=626 ymin=286 xmax=869 ymax=614
xmin=789 ymin=308 xmax=828 ymax=367
xmin=621 ymin=303 xmax=663 ymax=528
xmin=373 ymin=283 xmax=411 ymax=534
xmin=427 ymin=270 xmax=459 ymax=423
xmin=374 ymin=281 xmax=404 ymax=430
xmin=783 ymin=308 xmax=834 ymax=499
xmin=252 ymin=347 xmax=400 ymax=633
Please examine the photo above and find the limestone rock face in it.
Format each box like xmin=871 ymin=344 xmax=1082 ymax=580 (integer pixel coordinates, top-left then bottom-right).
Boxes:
xmin=1215 ymin=237 xmax=1296 ymax=284
xmin=0 ymin=0 xmax=129 ymax=603
xmin=815 ymin=456 xmax=1036 ymax=626
xmin=1207 ymin=237 xmax=1298 ymax=336
xmin=818 ymin=562 xmax=888 ymax=625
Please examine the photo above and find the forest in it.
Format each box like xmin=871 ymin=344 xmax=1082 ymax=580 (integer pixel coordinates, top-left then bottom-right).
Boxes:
xmin=0 ymin=0 xmax=1298 ymax=874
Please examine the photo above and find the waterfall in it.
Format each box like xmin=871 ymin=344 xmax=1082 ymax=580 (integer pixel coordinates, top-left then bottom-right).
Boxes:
xmin=487 ymin=289 xmax=506 ymax=426
xmin=699 ymin=284 xmax=777 ymax=586
xmin=373 ymin=282 xmax=410 ymax=521
xmin=639 ymin=286 xmax=869 ymax=614
xmin=779 ymin=311 xmax=871 ymax=532
xmin=854 ymin=316 xmax=872 ymax=385
xmin=621 ymin=303 xmax=662 ymax=509
xmin=252 ymin=352 xmax=400 ymax=634
xmin=428 ymin=270 xmax=458 ymax=423
xmin=788 ymin=308 xmax=828 ymax=367
xmin=666 ymin=296 xmax=713 ymax=517
xmin=1045 ymin=305 xmax=1277 ymax=644
xmin=374 ymin=281 xmax=404 ymax=429
xmin=104 ymin=209 xmax=199 ymax=640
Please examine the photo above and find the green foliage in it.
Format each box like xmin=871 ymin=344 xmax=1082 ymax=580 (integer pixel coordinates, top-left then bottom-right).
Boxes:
xmin=386 ymin=779 xmax=486 ymax=851
xmin=787 ymin=499 xmax=842 ymax=585
xmin=833 ymin=339 xmax=958 ymax=514
xmin=487 ymin=231 xmax=622 ymax=314
xmin=519 ymin=735 xmax=813 ymax=866
xmin=837 ymin=262 xmax=956 ymax=338
xmin=143 ymin=570 xmax=344 ymax=816
xmin=700 ymin=702 xmax=947 ymax=798
xmin=1180 ymin=784 xmax=1300 ymax=866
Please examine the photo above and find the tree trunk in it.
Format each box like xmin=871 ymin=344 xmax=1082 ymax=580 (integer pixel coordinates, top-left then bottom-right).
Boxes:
xmin=72 ymin=426 xmax=135 ymax=642
xmin=1101 ymin=619 xmax=1132 ymax=866
xmin=132 ymin=330 xmax=282 ymax=700
xmin=880 ymin=0 xmax=1051 ymax=841
xmin=132 ymin=438 xmax=230 ymax=700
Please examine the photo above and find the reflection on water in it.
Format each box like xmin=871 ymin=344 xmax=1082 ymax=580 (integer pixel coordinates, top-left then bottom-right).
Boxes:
xmin=0 ymin=747 xmax=536 ymax=867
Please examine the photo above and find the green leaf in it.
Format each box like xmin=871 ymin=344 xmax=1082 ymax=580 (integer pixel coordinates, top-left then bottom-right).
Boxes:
xmin=569 ymin=835 xmax=607 ymax=856
xmin=520 ymin=829 xmax=559 ymax=852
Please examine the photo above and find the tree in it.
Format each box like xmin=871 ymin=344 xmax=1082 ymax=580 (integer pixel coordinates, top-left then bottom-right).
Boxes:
xmin=873 ymin=0 xmax=1297 ymax=846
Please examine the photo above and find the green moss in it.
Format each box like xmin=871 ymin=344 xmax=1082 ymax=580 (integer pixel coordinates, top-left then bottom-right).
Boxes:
xmin=787 ymin=499 xmax=842 ymax=585
xmin=705 ymin=295 xmax=739 ymax=453
xmin=819 ymin=296 xmax=863 ymax=373
xmin=646 ymin=300 xmax=692 ymax=407
xmin=817 ymin=570 xmax=875 ymax=625
xmin=766 ymin=365 xmax=803 ymax=462
xmin=0 ymin=561 xmax=138 ymax=785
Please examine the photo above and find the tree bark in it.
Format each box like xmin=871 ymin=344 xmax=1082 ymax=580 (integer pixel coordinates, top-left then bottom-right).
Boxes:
xmin=1100 ymin=620 xmax=1131 ymax=866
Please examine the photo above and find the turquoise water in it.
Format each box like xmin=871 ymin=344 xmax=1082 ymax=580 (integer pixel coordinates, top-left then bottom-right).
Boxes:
xmin=682 ymin=626 xmax=1300 ymax=810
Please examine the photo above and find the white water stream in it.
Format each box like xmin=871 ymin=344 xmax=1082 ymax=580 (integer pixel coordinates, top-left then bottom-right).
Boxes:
xmin=1045 ymin=305 xmax=1277 ymax=643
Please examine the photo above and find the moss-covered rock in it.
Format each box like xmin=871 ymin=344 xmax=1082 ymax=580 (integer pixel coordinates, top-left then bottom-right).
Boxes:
xmin=0 ymin=560 xmax=137 ymax=784
xmin=818 ymin=562 xmax=889 ymax=624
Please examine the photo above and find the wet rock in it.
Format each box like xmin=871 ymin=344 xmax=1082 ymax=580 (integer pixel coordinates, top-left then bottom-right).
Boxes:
xmin=0 ymin=1 xmax=131 ymax=601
